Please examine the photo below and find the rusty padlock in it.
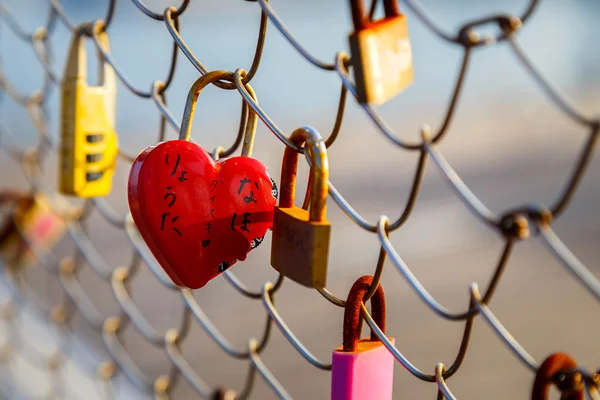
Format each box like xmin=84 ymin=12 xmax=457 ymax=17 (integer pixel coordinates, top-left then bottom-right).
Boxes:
xmin=332 ymin=275 xmax=395 ymax=400
xmin=348 ymin=0 xmax=414 ymax=105
xmin=270 ymin=128 xmax=330 ymax=288
xmin=59 ymin=22 xmax=118 ymax=198
xmin=532 ymin=353 xmax=584 ymax=400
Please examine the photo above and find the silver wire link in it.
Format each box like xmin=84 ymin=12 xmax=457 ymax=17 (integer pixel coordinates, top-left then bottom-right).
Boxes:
xmin=248 ymin=338 xmax=293 ymax=400
xmin=537 ymin=222 xmax=600 ymax=302
xmin=256 ymin=0 xmax=334 ymax=71
xmin=435 ymin=363 xmax=458 ymax=400
xmin=262 ymin=282 xmax=331 ymax=371
xmin=470 ymin=283 xmax=538 ymax=373
xmin=0 ymin=0 xmax=598 ymax=399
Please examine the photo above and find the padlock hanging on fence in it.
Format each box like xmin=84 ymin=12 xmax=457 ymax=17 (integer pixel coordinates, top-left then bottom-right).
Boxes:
xmin=331 ymin=275 xmax=394 ymax=400
xmin=128 ymin=70 xmax=277 ymax=290
xmin=532 ymin=353 xmax=585 ymax=400
xmin=270 ymin=127 xmax=331 ymax=289
xmin=0 ymin=191 xmax=66 ymax=269
xmin=58 ymin=23 xmax=119 ymax=198
xmin=348 ymin=0 xmax=414 ymax=105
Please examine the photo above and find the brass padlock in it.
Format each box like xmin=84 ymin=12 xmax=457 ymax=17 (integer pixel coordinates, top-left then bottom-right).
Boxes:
xmin=270 ymin=128 xmax=331 ymax=288
xmin=348 ymin=0 xmax=414 ymax=105
xmin=59 ymin=23 xmax=118 ymax=198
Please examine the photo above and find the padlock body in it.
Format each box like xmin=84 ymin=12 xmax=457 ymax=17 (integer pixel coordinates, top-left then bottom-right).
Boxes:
xmin=128 ymin=140 xmax=277 ymax=289
xmin=332 ymin=338 xmax=395 ymax=400
xmin=270 ymin=206 xmax=330 ymax=288
xmin=59 ymin=79 xmax=118 ymax=198
xmin=349 ymin=15 xmax=413 ymax=105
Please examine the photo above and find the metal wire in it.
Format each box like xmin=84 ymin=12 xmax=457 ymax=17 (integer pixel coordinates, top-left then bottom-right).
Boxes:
xmin=255 ymin=0 xmax=334 ymax=71
xmin=0 ymin=0 xmax=598 ymax=399
xmin=164 ymin=3 xmax=268 ymax=91
xmin=537 ymin=223 xmax=600 ymax=302
xmin=435 ymin=363 xmax=457 ymax=400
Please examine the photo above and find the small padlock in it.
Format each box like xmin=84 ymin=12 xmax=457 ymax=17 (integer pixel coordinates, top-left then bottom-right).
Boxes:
xmin=332 ymin=275 xmax=394 ymax=400
xmin=348 ymin=0 xmax=413 ymax=105
xmin=59 ymin=22 xmax=118 ymax=198
xmin=128 ymin=70 xmax=277 ymax=289
xmin=270 ymin=128 xmax=331 ymax=289
xmin=0 ymin=191 xmax=65 ymax=269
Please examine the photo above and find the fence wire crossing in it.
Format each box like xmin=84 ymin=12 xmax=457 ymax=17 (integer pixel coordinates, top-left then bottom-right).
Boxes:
xmin=0 ymin=0 xmax=599 ymax=399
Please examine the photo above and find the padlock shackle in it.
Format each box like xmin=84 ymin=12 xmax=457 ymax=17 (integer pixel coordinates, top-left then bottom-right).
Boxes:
xmin=240 ymin=84 xmax=258 ymax=158
xmin=92 ymin=21 xmax=117 ymax=127
xmin=278 ymin=127 xmax=329 ymax=222
xmin=63 ymin=22 xmax=117 ymax=126
xmin=349 ymin=0 xmax=401 ymax=31
xmin=342 ymin=275 xmax=386 ymax=352
xmin=532 ymin=353 xmax=583 ymax=400
xmin=179 ymin=70 xmax=258 ymax=158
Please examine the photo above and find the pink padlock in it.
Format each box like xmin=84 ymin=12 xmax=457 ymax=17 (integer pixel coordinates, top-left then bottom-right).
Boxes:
xmin=332 ymin=275 xmax=395 ymax=400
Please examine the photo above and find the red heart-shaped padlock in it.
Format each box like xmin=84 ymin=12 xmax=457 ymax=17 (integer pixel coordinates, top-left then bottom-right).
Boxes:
xmin=128 ymin=140 xmax=277 ymax=289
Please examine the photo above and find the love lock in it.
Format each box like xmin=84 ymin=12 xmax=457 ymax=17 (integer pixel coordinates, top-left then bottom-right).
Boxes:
xmin=331 ymin=275 xmax=395 ymax=400
xmin=0 ymin=191 xmax=66 ymax=269
xmin=128 ymin=71 xmax=277 ymax=289
xmin=347 ymin=0 xmax=414 ymax=105
xmin=270 ymin=127 xmax=331 ymax=289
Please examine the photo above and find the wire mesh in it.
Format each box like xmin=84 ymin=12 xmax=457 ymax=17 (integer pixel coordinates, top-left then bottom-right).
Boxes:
xmin=0 ymin=0 xmax=599 ymax=399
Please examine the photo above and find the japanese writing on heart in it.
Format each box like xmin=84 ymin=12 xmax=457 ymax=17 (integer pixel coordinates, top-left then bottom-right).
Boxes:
xmin=159 ymin=153 xmax=187 ymax=237
xmin=158 ymin=151 xmax=268 ymax=268
xmin=128 ymin=139 xmax=278 ymax=289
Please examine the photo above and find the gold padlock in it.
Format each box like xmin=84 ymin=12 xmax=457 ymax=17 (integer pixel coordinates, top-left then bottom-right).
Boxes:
xmin=59 ymin=22 xmax=118 ymax=198
xmin=270 ymin=128 xmax=331 ymax=288
xmin=348 ymin=0 xmax=414 ymax=105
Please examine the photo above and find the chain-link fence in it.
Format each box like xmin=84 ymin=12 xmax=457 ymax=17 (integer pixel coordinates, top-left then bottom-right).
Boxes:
xmin=0 ymin=0 xmax=599 ymax=399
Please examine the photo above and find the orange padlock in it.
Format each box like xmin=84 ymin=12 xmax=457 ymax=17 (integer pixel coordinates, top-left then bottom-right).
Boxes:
xmin=348 ymin=0 xmax=414 ymax=105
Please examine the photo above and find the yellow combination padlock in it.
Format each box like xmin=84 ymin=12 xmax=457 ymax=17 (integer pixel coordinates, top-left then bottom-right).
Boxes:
xmin=59 ymin=23 xmax=118 ymax=198
xmin=348 ymin=0 xmax=414 ymax=105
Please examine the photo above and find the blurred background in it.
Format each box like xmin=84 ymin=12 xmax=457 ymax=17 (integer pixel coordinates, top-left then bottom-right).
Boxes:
xmin=0 ymin=0 xmax=599 ymax=399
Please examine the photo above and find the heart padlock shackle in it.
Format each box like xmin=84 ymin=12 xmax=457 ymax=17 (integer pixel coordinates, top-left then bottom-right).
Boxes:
xmin=270 ymin=127 xmax=331 ymax=289
xmin=331 ymin=275 xmax=395 ymax=400
xmin=128 ymin=70 xmax=277 ymax=289
xmin=348 ymin=0 xmax=414 ymax=105
xmin=59 ymin=22 xmax=119 ymax=198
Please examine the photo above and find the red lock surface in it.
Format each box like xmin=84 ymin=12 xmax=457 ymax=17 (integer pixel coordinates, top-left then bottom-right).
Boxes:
xmin=128 ymin=140 xmax=277 ymax=289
